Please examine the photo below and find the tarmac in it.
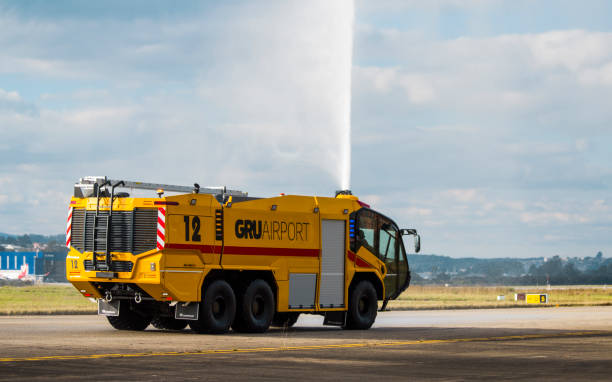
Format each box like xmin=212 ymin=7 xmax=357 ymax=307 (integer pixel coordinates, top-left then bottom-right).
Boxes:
xmin=0 ymin=306 xmax=611 ymax=381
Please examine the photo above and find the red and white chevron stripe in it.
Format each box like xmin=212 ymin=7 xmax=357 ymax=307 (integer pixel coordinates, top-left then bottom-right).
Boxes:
xmin=66 ymin=206 xmax=73 ymax=248
xmin=157 ymin=207 xmax=166 ymax=250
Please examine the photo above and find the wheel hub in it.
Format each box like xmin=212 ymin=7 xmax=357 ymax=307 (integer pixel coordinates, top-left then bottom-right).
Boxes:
xmin=252 ymin=295 xmax=265 ymax=317
xmin=358 ymin=296 xmax=369 ymax=314
xmin=213 ymin=297 xmax=225 ymax=318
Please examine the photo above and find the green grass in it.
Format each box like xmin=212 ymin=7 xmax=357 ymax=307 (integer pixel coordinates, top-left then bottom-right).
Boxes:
xmin=387 ymin=285 xmax=612 ymax=310
xmin=0 ymin=285 xmax=96 ymax=315
xmin=1 ymin=284 xmax=611 ymax=315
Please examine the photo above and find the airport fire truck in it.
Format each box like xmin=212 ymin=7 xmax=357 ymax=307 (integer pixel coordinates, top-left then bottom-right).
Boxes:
xmin=66 ymin=177 xmax=420 ymax=333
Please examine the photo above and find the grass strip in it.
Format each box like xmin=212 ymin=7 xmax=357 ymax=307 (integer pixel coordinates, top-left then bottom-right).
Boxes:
xmin=0 ymin=285 xmax=96 ymax=315
xmin=0 ymin=284 xmax=610 ymax=315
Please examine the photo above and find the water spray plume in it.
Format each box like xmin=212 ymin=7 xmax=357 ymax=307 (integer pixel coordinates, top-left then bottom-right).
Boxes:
xmin=187 ymin=1 xmax=355 ymax=192
xmin=339 ymin=1 xmax=354 ymax=191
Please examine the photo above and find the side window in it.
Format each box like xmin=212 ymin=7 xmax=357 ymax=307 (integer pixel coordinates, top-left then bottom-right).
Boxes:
xmin=356 ymin=210 xmax=377 ymax=254
xmin=378 ymin=220 xmax=397 ymax=262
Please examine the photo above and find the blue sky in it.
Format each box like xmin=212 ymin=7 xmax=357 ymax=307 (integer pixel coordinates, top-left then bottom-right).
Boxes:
xmin=0 ymin=0 xmax=611 ymax=258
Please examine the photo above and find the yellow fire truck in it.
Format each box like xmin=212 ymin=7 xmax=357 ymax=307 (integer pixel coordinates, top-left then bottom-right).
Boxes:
xmin=66 ymin=177 xmax=420 ymax=333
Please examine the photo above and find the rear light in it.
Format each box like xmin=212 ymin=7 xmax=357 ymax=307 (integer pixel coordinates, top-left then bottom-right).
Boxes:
xmin=70 ymin=201 xmax=77 ymax=205
xmin=84 ymin=293 xmax=91 ymax=297
xmin=166 ymin=296 xmax=173 ymax=301
xmin=154 ymin=201 xmax=179 ymax=206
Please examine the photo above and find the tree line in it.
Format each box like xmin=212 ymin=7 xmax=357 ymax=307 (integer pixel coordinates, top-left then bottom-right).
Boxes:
xmin=408 ymin=252 xmax=611 ymax=285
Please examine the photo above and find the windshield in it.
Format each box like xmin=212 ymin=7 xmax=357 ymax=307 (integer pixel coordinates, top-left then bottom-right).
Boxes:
xmin=351 ymin=208 xmax=411 ymax=300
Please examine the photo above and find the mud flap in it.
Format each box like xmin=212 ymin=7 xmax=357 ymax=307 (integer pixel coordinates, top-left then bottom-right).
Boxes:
xmin=323 ymin=311 xmax=346 ymax=326
xmin=175 ymin=302 xmax=199 ymax=320
xmin=98 ymin=299 xmax=120 ymax=316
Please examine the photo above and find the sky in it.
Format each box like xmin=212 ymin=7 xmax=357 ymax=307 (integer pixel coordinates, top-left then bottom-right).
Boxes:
xmin=0 ymin=0 xmax=611 ymax=258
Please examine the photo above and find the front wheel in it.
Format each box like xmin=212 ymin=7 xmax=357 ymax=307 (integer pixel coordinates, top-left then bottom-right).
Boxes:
xmin=189 ymin=280 xmax=236 ymax=334
xmin=106 ymin=300 xmax=152 ymax=331
xmin=344 ymin=280 xmax=377 ymax=330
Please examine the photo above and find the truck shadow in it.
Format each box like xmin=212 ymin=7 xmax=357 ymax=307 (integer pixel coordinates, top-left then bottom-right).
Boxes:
xmin=145 ymin=325 xmax=611 ymax=344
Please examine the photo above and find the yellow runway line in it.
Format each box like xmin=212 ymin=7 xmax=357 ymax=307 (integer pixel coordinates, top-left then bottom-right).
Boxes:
xmin=0 ymin=330 xmax=609 ymax=363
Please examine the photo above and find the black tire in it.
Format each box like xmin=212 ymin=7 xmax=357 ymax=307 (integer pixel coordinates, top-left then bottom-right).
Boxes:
xmin=271 ymin=312 xmax=300 ymax=328
xmin=344 ymin=280 xmax=377 ymax=330
xmin=232 ymin=279 xmax=275 ymax=333
xmin=106 ymin=300 xmax=152 ymax=331
xmin=151 ymin=316 xmax=188 ymax=331
xmin=189 ymin=280 xmax=236 ymax=334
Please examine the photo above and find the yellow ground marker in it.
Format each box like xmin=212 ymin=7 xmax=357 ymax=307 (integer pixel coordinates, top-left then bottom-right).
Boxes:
xmin=0 ymin=330 xmax=609 ymax=363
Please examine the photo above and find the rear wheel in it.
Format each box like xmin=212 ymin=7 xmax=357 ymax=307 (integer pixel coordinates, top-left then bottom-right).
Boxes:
xmin=106 ymin=300 xmax=152 ymax=331
xmin=151 ymin=316 xmax=188 ymax=331
xmin=271 ymin=312 xmax=300 ymax=328
xmin=344 ymin=280 xmax=377 ymax=330
xmin=189 ymin=280 xmax=236 ymax=334
xmin=232 ymin=279 xmax=275 ymax=333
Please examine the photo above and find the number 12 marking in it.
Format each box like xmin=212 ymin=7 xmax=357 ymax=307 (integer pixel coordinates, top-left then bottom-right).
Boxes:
xmin=184 ymin=216 xmax=201 ymax=242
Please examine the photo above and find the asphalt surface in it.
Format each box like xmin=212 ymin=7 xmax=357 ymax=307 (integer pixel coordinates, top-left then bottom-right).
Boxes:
xmin=1 ymin=307 xmax=611 ymax=381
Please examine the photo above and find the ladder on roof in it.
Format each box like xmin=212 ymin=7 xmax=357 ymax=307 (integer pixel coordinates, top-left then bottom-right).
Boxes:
xmin=75 ymin=176 xmax=248 ymax=198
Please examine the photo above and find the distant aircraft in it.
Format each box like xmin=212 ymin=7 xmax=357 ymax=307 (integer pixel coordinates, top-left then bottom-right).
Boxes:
xmin=0 ymin=263 xmax=33 ymax=281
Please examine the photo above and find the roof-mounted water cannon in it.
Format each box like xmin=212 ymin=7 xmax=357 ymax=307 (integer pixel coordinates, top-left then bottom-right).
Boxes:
xmin=335 ymin=189 xmax=358 ymax=202
xmin=335 ymin=189 xmax=352 ymax=197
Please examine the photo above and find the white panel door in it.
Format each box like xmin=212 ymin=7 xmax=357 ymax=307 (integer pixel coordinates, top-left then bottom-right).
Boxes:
xmin=319 ymin=219 xmax=345 ymax=308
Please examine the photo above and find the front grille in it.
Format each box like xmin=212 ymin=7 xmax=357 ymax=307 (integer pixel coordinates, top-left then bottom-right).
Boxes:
xmin=70 ymin=208 xmax=157 ymax=255
xmin=84 ymin=260 xmax=133 ymax=272
xmin=133 ymin=209 xmax=157 ymax=254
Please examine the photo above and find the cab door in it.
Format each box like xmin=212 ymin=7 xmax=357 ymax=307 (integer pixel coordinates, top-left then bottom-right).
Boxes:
xmin=378 ymin=219 xmax=400 ymax=299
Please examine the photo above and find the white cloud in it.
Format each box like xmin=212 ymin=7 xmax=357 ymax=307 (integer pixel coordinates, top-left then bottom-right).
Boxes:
xmin=61 ymin=107 xmax=135 ymax=126
xmin=0 ymin=88 xmax=37 ymax=115
xmin=579 ymin=61 xmax=612 ymax=86
xmin=0 ymin=89 xmax=21 ymax=102
xmin=355 ymin=30 xmax=612 ymax=120
xmin=440 ymin=189 xmax=480 ymax=202
xmin=401 ymin=207 xmax=433 ymax=217
xmin=528 ymin=30 xmax=612 ymax=71
xmin=358 ymin=0 xmax=502 ymax=12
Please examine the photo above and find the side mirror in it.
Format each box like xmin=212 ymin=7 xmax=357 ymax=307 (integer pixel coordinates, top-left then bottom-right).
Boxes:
xmin=400 ymin=228 xmax=421 ymax=253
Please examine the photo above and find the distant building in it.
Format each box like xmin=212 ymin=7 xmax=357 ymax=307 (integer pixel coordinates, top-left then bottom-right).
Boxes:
xmin=0 ymin=251 xmax=43 ymax=275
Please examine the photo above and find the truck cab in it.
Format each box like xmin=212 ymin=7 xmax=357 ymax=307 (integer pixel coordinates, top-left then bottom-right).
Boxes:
xmin=351 ymin=208 xmax=412 ymax=301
